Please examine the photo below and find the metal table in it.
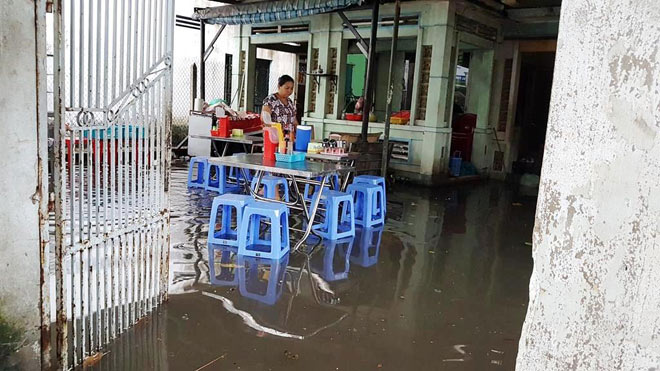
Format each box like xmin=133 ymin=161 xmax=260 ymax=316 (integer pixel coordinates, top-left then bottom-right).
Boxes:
xmin=208 ymin=154 xmax=354 ymax=253
xmin=190 ymin=133 xmax=263 ymax=156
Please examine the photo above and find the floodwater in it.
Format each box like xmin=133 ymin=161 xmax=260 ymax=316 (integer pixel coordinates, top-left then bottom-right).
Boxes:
xmin=92 ymin=160 xmax=536 ymax=370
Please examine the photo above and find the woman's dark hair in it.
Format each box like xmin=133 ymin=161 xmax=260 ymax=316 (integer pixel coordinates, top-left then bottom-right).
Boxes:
xmin=278 ymin=74 xmax=295 ymax=87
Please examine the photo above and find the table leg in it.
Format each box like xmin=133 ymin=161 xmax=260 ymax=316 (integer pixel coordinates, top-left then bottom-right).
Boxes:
xmin=221 ymin=142 xmax=228 ymax=157
xmin=341 ymin=160 xmax=355 ymax=192
xmin=292 ymin=175 xmax=327 ymax=253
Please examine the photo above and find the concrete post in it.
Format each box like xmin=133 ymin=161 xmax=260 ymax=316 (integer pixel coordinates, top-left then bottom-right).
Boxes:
xmin=467 ymin=49 xmax=495 ymax=172
xmin=0 ymin=0 xmax=48 ymax=368
xmin=517 ymin=0 xmax=660 ymax=368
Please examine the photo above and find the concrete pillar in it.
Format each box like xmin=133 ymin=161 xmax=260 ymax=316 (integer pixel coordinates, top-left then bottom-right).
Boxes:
xmin=0 ymin=0 xmax=48 ymax=368
xmin=421 ymin=2 xmax=454 ymax=127
xmin=467 ymin=49 xmax=495 ymax=172
xmin=517 ymin=1 xmax=660 ymax=368
xmin=417 ymin=1 xmax=455 ymax=180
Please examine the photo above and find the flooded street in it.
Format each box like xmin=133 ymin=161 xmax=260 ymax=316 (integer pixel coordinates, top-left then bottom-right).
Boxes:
xmin=93 ymin=160 xmax=535 ymax=370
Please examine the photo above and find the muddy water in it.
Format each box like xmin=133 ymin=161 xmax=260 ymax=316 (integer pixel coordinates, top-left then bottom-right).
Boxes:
xmin=93 ymin=160 xmax=535 ymax=370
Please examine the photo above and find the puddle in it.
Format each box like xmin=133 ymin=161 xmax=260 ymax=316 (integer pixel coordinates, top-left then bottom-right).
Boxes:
xmin=92 ymin=160 xmax=536 ymax=370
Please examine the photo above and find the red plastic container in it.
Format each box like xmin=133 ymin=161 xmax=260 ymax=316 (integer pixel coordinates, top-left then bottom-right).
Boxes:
xmin=263 ymin=127 xmax=279 ymax=161
xmin=215 ymin=117 xmax=231 ymax=138
xmin=345 ymin=113 xmax=363 ymax=121
xmin=216 ymin=116 xmax=262 ymax=136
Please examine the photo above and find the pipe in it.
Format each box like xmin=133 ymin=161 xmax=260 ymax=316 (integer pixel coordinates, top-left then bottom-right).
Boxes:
xmin=360 ymin=0 xmax=379 ymax=144
xmin=200 ymin=21 xmax=206 ymax=100
xmin=381 ymin=0 xmax=400 ymax=176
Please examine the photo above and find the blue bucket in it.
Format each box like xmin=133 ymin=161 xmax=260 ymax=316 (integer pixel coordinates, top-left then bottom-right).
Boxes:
xmin=449 ymin=151 xmax=462 ymax=177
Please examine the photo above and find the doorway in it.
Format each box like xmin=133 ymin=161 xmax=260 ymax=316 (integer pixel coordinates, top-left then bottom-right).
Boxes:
xmin=513 ymin=52 xmax=556 ymax=175
xmin=254 ymin=58 xmax=271 ymax=112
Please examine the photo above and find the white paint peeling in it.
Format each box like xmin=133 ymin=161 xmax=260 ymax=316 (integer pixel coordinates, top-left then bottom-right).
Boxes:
xmin=517 ymin=0 xmax=660 ymax=369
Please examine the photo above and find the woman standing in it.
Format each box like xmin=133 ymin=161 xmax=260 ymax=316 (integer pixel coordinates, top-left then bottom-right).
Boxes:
xmin=261 ymin=75 xmax=298 ymax=141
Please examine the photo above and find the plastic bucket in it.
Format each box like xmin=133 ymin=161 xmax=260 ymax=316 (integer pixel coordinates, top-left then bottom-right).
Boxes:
xmin=449 ymin=151 xmax=462 ymax=177
xmin=263 ymin=127 xmax=279 ymax=161
xmin=295 ymin=126 xmax=312 ymax=152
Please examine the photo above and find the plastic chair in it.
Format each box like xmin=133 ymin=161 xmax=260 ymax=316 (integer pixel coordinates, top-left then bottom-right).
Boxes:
xmin=352 ymin=175 xmax=387 ymax=215
xmin=238 ymin=254 xmax=289 ymax=305
xmin=346 ymin=183 xmax=385 ymax=228
xmin=310 ymin=189 xmax=355 ymax=240
xmin=251 ymin=175 xmax=290 ymax=201
xmin=350 ymin=226 xmax=383 ymax=267
xmin=187 ymin=157 xmax=208 ymax=188
xmin=208 ymin=194 xmax=254 ymax=246
xmin=238 ymin=202 xmax=290 ymax=259
xmin=208 ymin=243 xmax=239 ymax=287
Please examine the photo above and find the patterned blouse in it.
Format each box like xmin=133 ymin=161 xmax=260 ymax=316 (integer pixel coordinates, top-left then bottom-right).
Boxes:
xmin=263 ymin=94 xmax=297 ymax=132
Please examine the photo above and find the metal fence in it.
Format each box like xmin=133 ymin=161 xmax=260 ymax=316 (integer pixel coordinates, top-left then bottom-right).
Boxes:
xmin=51 ymin=0 xmax=173 ymax=368
xmin=171 ymin=56 xmax=227 ymax=128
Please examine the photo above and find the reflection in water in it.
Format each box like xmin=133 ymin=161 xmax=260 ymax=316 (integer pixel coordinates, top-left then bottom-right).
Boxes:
xmin=239 ymin=254 xmax=289 ymax=305
xmin=93 ymin=161 xmax=536 ymax=370
xmin=351 ymin=226 xmax=384 ymax=267
xmin=208 ymin=244 xmax=239 ymax=287
xmin=311 ymin=237 xmax=354 ymax=282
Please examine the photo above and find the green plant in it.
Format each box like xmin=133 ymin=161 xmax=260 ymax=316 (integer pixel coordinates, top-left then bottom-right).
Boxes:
xmin=171 ymin=124 xmax=188 ymax=147
xmin=0 ymin=312 xmax=22 ymax=370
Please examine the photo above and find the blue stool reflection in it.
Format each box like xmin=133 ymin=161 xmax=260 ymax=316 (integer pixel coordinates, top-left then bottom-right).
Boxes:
xmin=351 ymin=226 xmax=383 ymax=267
xmin=238 ymin=254 xmax=289 ymax=305
xmin=312 ymin=237 xmax=354 ymax=282
xmin=208 ymin=244 xmax=239 ymax=287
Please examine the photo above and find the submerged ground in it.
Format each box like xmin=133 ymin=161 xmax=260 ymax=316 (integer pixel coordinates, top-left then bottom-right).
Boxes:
xmin=93 ymin=160 xmax=536 ymax=370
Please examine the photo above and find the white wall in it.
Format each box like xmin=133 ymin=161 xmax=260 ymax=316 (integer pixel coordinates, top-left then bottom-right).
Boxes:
xmin=255 ymin=48 xmax=298 ymax=101
xmin=517 ymin=0 xmax=660 ymax=368
xmin=0 ymin=0 xmax=47 ymax=368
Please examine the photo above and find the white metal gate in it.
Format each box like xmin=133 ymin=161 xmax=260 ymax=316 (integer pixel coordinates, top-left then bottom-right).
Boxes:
xmin=52 ymin=0 xmax=173 ymax=367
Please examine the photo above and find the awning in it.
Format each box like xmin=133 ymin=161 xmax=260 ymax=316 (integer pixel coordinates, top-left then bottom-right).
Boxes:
xmin=193 ymin=0 xmax=364 ymax=25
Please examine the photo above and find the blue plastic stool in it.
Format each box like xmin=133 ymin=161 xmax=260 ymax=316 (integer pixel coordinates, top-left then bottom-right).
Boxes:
xmin=310 ymin=189 xmax=355 ymax=240
xmin=238 ymin=254 xmax=289 ymax=305
xmin=228 ymin=166 xmax=253 ymax=185
xmin=350 ymin=226 xmax=383 ymax=267
xmin=251 ymin=175 xmax=290 ymax=201
xmin=187 ymin=157 xmax=208 ymax=188
xmin=228 ymin=153 xmax=253 ymax=184
xmin=208 ymin=194 xmax=254 ymax=246
xmin=205 ymin=163 xmax=242 ymax=194
xmin=303 ymin=174 xmax=341 ymax=201
xmin=312 ymin=237 xmax=354 ymax=282
xmin=238 ymin=202 xmax=290 ymax=259
xmin=346 ymin=183 xmax=385 ymax=227
xmin=353 ymin=175 xmax=387 ymax=215
xmin=208 ymin=244 xmax=239 ymax=287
